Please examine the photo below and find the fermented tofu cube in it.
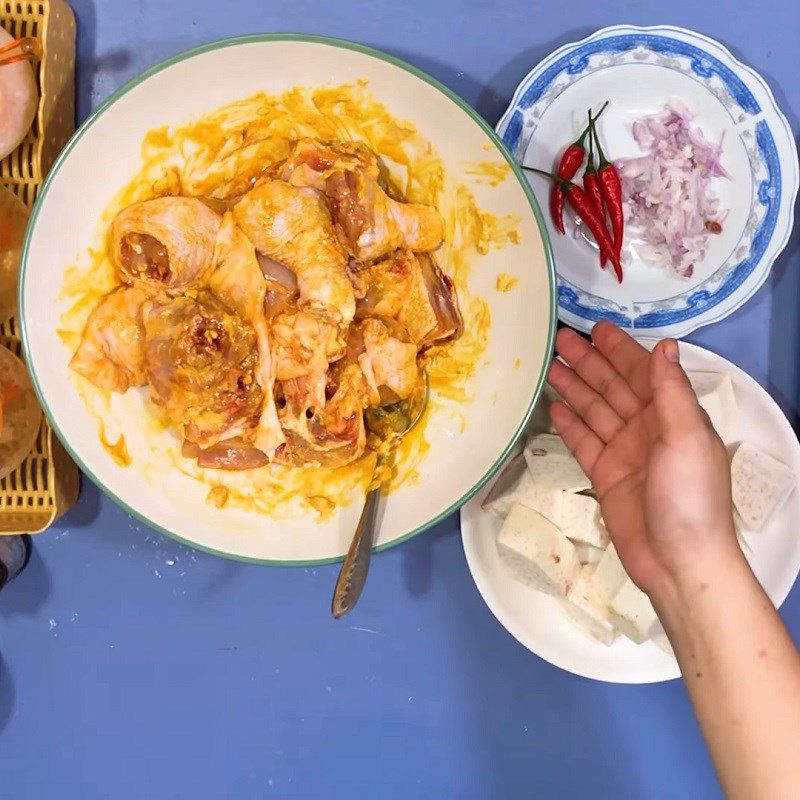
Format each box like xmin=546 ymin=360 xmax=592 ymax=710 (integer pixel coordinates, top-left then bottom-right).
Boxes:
xmin=483 ymin=454 xmax=563 ymax=525
xmin=518 ymin=483 xmax=563 ymax=527
xmin=524 ymin=434 xmax=592 ymax=493
xmin=482 ymin=454 xmax=530 ymax=518
xmin=560 ymin=493 xmax=609 ymax=548
xmin=590 ymin=542 xmax=629 ymax=606
xmin=496 ymin=504 xmax=580 ymax=597
xmin=609 ymin=579 xmax=660 ymax=644
xmin=731 ymin=442 xmax=797 ymax=531
xmin=560 ymin=565 xmax=618 ymax=646
xmin=689 ymin=371 xmax=736 ymax=443
xmin=572 ymin=542 xmax=604 ymax=566
xmin=652 ymin=630 xmax=676 ymax=660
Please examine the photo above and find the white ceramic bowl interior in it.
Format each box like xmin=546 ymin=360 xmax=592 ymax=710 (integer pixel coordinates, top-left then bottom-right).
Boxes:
xmin=21 ymin=35 xmax=555 ymax=564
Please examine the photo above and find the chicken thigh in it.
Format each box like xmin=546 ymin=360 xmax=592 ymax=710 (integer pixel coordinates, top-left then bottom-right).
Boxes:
xmin=142 ymin=291 xmax=263 ymax=447
xmin=70 ymin=286 xmax=149 ymax=393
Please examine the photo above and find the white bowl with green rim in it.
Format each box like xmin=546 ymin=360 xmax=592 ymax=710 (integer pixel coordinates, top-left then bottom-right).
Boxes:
xmin=20 ymin=34 xmax=555 ymax=564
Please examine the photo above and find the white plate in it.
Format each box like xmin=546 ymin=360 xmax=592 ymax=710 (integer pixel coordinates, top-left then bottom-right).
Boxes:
xmin=496 ymin=25 xmax=799 ymax=339
xmin=20 ymin=35 xmax=556 ymax=564
xmin=461 ymin=341 xmax=800 ymax=683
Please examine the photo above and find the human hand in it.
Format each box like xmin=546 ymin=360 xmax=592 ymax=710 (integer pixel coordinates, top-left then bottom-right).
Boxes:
xmin=547 ymin=322 xmax=741 ymax=599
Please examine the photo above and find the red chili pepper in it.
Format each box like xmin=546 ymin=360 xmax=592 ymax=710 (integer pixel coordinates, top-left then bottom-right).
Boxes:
xmin=526 ymin=167 xmax=623 ymax=284
xmin=583 ymin=111 xmax=607 ymax=268
xmin=549 ymin=101 xmax=609 ymax=235
xmin=550 ymin=183 xmax=566 ymax=235
xmin=593 ymin=124 xmax=624 ymax=258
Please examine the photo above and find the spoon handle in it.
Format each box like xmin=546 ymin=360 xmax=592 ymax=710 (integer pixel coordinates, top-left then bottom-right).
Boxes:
xmin=331 ymin=485 xmax=382 ymax=619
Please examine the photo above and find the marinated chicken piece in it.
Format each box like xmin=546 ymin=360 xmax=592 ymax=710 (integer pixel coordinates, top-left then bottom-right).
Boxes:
xmin=70 ymin=286 xmax=149 ymax=393
xmin=142 ymin=291 xmax=263 ymax=447
xmin=355 ymin=252 xmax=462 ymax=348
xmin=361 ymin=318 xmax=419 ymax=404
xmin=348 ymin=318 xmax=418 ymax=406
xmin=256 ymin=253 xmax=300 ymax=320
xmin=277 ymin=138 xmax=444 ymax=263
xmin=209 ymin=213 xmax=284 ymax=456
xmin=262 ymin=279 xmax=297 ymax=322
xmin=408 ymin=254 xmax=462 ymax=348
xmin=110 ymin=197 xmax=221 ymax=292
xmin=85 ymin=137 xmax=459 ymax=473
xmin=355 ymin=251 xmax=417 ymax=319
xmin=345 ymin=260 xmax=369 ymax=300
xmin=277 ymin=361 xmax=368 ymax=467
xmin=277 ymin=138 xmax=380 ymax=190
xmin=279 ymin=370 xmax=329 ymax=421
xmin=182 ymin=438 xmax=269 ymax=471
xmin=270 ymin=308 xmax=344 ymax=383
xmin=324 ymin=169 xmax=444 ymax=262
xmin=210 ymin=214 xmax=268 ymax=322
xmin=270 ymin=308 xmax=341 ymax=454
xmin=233 ymin=179 xmax=354 ymax=324
xmin=322 ymin=362 xmax=369 ymax=444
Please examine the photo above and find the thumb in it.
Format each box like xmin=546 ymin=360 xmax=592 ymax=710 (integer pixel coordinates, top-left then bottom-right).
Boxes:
xmin=649 ymin=339 xmax=705 ymax=442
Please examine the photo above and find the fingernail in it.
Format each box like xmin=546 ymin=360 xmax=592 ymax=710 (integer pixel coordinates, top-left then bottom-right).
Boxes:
xmin=662 ymin=339 xmax=680 ymax=363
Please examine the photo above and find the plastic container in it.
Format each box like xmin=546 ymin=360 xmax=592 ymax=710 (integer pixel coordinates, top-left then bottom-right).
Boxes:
xmin=0 ymin=183 xmax=28 ymax=323
xmin=0 ymin=0 xmax=78 ymax=535
xmin=0 ymin=345 xmax=40 ymax=480
xmin=0 ymin=25 xmax=39 ymax=160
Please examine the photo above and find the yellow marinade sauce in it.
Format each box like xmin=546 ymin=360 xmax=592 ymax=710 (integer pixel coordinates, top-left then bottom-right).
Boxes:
xmin=59 ymin=82 xmax=520 ymax=520
xmin=464 ymin=160 xmax=511 ymax=187
xmin=496 ymin=273 xmax=518 ymax=293
xmin=98 ymin=422 xmax=131 ymax=468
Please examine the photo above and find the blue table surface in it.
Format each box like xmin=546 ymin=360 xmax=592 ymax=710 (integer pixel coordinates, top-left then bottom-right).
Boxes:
xmin=2 ymin=2 xmax=800 ymax=797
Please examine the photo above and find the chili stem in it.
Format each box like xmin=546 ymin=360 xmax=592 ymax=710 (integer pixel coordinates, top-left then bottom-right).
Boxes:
xmin=593 ymin=120 xmax=611 ymax=169
xmin=523 ymin=166 xmax=572 ymax=189
xmin=570 ymin=100 xmax=609 ymax=149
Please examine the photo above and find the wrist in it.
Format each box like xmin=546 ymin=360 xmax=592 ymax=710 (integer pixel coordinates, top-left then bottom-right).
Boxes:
xmin=648 ymin=531 xmax=750 ymax=623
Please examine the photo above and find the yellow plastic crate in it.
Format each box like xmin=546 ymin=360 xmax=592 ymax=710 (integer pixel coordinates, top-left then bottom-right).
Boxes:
xmin=0 ymin=0 xmax=78 ymax=533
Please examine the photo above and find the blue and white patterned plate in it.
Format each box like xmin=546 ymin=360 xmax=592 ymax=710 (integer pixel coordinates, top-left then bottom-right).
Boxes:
xmin=497 ymin=25 xmax=799 ymax=338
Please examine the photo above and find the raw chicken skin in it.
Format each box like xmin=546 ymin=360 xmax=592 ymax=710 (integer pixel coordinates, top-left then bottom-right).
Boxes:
xmin=356 ymin=251 xmax=461 ymax=348
xmin=70 ymin=286 xmax=149 ymax=393
xmin=270 ymin=308 xmax=344 ymax=383
xmin=232 ymin=179 xmax=355 ymax=325
xmin=326 ymin=170 xmax=444 ymax=262
xmin=357 ymin=318 xmax=418 ymax=405
xmin=277 ymin=138 xmax=380 ymax=190
xmin=278 ymin=138 xmax=444 ymax=262
xmin=142 ymin=291 xmax=263 ymax=447
xmin=318 ymin=362 xmax=368 ymax=449
xmin=110 ymin=196 xmax=221 ymax=292
xmin=209 ymin=213 xmax=266 ymax=322
xmin=355 ymin=251 xmax=419 ymax=320
xmin=209 ymin=213 xmax=284 ymax=456
xmin=277 ymin=361 xmax=368 ymax=467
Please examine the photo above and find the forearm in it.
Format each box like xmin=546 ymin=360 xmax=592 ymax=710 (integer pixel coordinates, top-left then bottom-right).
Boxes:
xmin=652 ymin=544 xmax=800 ymax=800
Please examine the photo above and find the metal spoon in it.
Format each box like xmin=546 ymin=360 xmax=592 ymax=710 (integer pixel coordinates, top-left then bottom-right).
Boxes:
xmin=331 ymin=372 xmax=429 ymax=619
